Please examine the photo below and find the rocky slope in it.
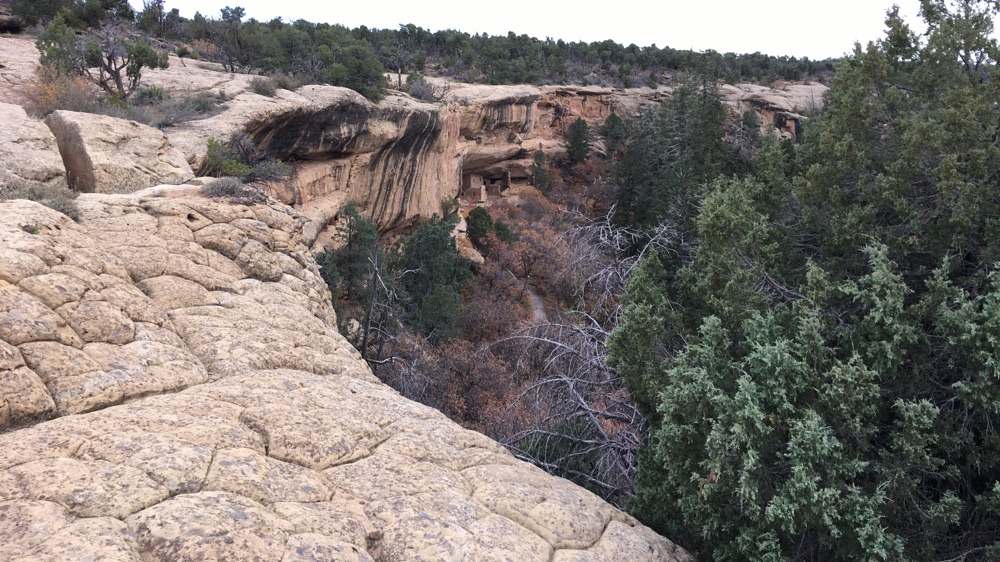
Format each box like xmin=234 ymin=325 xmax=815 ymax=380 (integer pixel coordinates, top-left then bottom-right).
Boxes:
xmin=0 ymin=191 xmax=691 ymax=561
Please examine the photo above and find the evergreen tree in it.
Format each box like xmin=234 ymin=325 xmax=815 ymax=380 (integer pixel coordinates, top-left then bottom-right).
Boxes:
xmin=465 ymin=206 xmax=494 ymax=250
xmin=397 ymin=217 xmax=471 ymax=339
xmin=35 ymin=16 xmax=168 ymax=102
xmin=566 ymin=117 xmax=590 ymax=165
xmin=611 ymin=2 xmax=1000 ymax=560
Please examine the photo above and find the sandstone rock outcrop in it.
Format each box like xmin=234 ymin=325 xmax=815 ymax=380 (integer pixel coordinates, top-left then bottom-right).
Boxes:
xmin=44 ymin=110 xmax=194 ymax=193
xmin=0 ymin=32 xmax=825 ymax=238
xmin=0 ymin=103 xmax=67 ymax=191
xmin=720 ymin=83 xmax=827 ymax=140
xmin=0 ymin=193 xmax=691 ymax=561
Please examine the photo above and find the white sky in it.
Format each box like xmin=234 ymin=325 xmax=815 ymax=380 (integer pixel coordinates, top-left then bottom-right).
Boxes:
xmin=132 ymin=0 xmax=928 ymax=60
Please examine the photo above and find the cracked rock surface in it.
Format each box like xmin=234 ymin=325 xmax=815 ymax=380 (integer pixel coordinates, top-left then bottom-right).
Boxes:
xmin=0 ymin=194 xmax=691 ymax=561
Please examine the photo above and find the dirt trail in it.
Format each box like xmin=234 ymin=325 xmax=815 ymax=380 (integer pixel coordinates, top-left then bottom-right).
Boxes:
xmin=524 ymin=281 xmax=547 ymax=323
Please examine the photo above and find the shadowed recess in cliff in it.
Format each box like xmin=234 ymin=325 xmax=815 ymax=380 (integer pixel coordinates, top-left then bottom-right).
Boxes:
xmin=244 ymin=103 xmax=380 ymax=160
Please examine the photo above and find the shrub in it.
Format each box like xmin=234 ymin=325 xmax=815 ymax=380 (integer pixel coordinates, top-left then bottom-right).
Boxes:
xmin=270 ymin=72 xmax=297 ymax=91
xmin=531 ymin=150 xmax=553 ymax=193
xmin=409 ymin=78 xmax=435 ymax=101
xmin=466 ymin=206 xmax=494 ymax=249
xmin=1 ymin=181 xmax=81 ymax=221
xmin=132 ymin=86 xmax=168 ymax=106
xmin=249 ymin=76 xmax=276 ymax=97
xmin=20 ymin=66 xmax=99 ymax=117
xmin=201 ymin=176 xmax=243 ymax=198
xmin=406 ymin=73 xmax=437 ymax=102
xmin=190 ymin=93 xmax=215 ymax=113
xmin=566 ymin=117 xmax=590 ymax=165
xmin=200 ymin=132 xmax=292 ymax=184
xmin=441 ymin=196 xmax=459 ymax=219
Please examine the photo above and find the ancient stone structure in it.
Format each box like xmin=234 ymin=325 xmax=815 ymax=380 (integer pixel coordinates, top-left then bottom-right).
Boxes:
xmin=0 ymin=191 xmax=692 ymax=561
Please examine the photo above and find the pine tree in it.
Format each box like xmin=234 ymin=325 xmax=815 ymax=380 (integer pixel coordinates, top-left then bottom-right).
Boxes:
xmin=566 ymin=117 xmax=590 ymax=165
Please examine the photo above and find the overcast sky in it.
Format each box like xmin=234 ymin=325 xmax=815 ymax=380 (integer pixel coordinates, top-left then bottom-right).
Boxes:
xmin=132 ymin=0 xmax=928 ymax=60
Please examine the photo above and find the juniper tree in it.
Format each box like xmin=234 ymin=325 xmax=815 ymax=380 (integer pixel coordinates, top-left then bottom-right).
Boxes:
xmin=610 ymin=2 xmax=1000 ymax=560
xmin=566 ymin=117 xmax=590 ymax=165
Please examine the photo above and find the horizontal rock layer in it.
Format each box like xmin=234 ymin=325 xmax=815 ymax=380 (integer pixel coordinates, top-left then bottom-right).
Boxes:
xmin=0 ymin=194 xmax=690 ymax=561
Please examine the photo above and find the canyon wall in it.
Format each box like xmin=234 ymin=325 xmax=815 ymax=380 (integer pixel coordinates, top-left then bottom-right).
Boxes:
xmin=0 ymin=35 xmax=826 ymax=240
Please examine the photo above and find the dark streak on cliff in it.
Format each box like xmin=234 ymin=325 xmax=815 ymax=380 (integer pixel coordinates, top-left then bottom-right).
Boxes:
xmin=363 ymin=106 xmax=444 ymax=229
xmin=245 ymin=103 xmax=378 ymax=160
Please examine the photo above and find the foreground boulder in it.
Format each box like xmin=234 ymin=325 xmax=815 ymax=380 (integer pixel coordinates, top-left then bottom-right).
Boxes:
xmin=0 ymin=103 xmax=68 ymax=191
xmin=0 ymin=193 xmax=691 ymax=561
xmin=44 ymin=110 xmax=194 ymax=193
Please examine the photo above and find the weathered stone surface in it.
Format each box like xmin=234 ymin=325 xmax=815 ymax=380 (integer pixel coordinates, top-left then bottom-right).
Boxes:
xmin=0 ymin=191 xmax=690 ymax=560
xmin=44 ymin=110 xmax=194 ymax=193
xmin=12 ymin=516 xmax=142 ymax=562
xmin=0 ymin=103 xmax=68 ymax=190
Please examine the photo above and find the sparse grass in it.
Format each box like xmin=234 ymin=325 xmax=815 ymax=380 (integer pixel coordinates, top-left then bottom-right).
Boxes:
xmin=1 ymin=180 xmax=81 ymax=221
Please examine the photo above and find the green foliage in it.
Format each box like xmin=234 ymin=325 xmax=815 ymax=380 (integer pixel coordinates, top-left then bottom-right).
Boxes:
xmin=397 ymin=217 xmax=470 ymax=339
xmin=466 ymin=206 xmax=494 ymax=249
xmin=318 ymin=42 xmax=387 ymax=102
xmin=612 ymin=75 xmax=744 ymax=235
xmin=325 ymin=204 xmax=380 ymax=303
xmin=36 ymin=17 xmax=168 ymax=102
xmin=12 ymin=0 xmax=72 ymax=27
xmin=201 ymin=133 xmax=292 ymax=184
xmin=493 ymin=219 xmax=513 ymax=243
xmin=137 ymin=0 xmax=181 ymax=37
xmin=602 ymin=112 xmax=628 ymax=154
xmin=531 ymin=150 xmax=553 ymax=193
xmin=611 ymin=3 xmax=1000 ymax=560
xmin=35 ymin=15 xmax=79 ymax=76
xmin=132 ymin=86 xmax=167 ymax=105
xmin=414 ymin=287 xmax=464 ymax=340
xmin=566 ymin=117 xmax=590 ymax=165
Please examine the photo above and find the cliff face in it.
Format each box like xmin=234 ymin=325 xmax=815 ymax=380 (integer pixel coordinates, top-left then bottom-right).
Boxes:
xmin=0 ymin=191 xmax=691 ymax=561
xmin=0 ymin=34 xmax=825 ymax=238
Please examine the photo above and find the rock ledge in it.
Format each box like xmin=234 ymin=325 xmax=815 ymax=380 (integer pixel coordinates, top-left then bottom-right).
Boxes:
xmin=0 ymin=193 xmax=690 ymax=561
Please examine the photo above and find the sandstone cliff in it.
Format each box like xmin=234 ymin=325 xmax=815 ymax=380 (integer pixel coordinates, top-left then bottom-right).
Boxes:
xmin=1 ymin=34 xmax=826 ymax=240
xmin=0 ymin=191 xmax=691 ymax=561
